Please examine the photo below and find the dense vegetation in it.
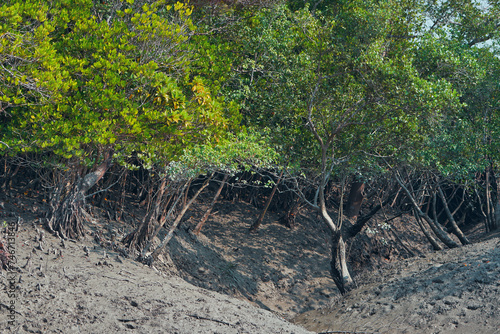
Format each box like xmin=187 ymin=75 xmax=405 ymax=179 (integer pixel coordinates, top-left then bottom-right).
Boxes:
xmin=1 ymin=0 xmax=500 ymax=293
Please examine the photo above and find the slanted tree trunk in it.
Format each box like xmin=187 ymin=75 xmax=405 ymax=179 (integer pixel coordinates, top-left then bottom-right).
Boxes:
xmin=193 ymin=174 xmax=228 ymax=235
xmin=136 ymin=181 xmax=189 ymax=257
xmin=345 ymin=193 xmax=395 ymax=239
xmin=437 ymin=185 xmax=469 ymax=245
xmin=250 ymin=171 xmax=283 ymax=232
xmin=46 ymin=152 xmax=113 ymax=239
xmin=123 ymin=177 xmax=169 ymax=251
xmin=414 ymin=208 xmax=443 ymax=251
xmin=150 ymin=173 xmax=213 ymax=260
xmin=394 ymin=173 xmax=460 ymax=249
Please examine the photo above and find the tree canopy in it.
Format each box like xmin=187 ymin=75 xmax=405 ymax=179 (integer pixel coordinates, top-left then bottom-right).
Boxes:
xmin=1 ymin=0 xmax=239 ymax=167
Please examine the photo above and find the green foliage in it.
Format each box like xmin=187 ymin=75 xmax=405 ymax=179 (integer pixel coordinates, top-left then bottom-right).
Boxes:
xmin=166 ymin=129 xmax=278 ymax=179
xmin=0 ymin=0 xmax=74 ymax=108
xmin=219 ymin=1 xmax=462 ymax=182
xmin=411 ymin=0 xmax=500 ymax=180
xmin=217 ymin=5 xmax=320 ymax=165
xmin=2 ymin=0 xmax=499 ymax=191
xmin=1 ymin=0 xmax=240 ymax=170
xmin=424 ymin=0 xmax=500 ymax=48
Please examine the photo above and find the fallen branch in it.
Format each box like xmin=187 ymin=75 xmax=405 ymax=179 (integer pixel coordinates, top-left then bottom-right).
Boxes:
xmin=318 ymin=331 xmax=378 ymax=334
xmin=0 ymin=303 xmax=22 ymax=315
xmin=101 ymin=274 xmax=134 ymax=283
xmin=187 ymin=314 xmax=234 ymax=327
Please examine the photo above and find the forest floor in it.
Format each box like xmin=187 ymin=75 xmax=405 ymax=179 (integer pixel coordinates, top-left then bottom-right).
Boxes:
xmin=0 ymin=184 xmax=499 ymax=333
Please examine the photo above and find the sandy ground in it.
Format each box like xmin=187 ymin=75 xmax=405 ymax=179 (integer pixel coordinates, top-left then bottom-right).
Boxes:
xmin=0 ymin=220 xmax=313 ymax=333
xmin=293 ymin=233 xmax=500 ymax=334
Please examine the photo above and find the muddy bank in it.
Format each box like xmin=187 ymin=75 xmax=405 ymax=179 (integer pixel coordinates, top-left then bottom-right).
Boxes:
xmin=293 ymin=234 xmax=500 ymax=334
xmin=0 ymin=222 xmax=313 ymax=333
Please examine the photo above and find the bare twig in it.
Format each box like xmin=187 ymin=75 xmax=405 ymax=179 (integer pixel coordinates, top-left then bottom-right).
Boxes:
xmin=187 ymin=314 xmax=234 ymax=327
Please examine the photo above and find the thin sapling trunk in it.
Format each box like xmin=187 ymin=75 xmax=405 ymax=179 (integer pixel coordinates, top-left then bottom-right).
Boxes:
xmin=250 ymin=171 xmax=283 ymax=232
xmin=193 ymin=174 xmax=228 ymax=235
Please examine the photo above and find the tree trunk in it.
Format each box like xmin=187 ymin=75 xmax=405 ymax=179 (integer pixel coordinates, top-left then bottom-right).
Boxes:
xmin=345 ymin=193 xmax=395 ymax=238
xmin=138 ymin=181 xmax=189 ymax=256
xmin=490 ymin=169 xmax=500 ymax=231
xmin=122 ymin=177 xmax=168 ymax=251
xmin=423 ymin=204 xmax=459 ymax=249
xmin=437 ymin=186 xmax=470 ymax=245
xmin=414 ymin=208 xmax=443 ymax=251
xmin=150 ymin=173 xmax=213 ymax=260
xmin=46 ymin=152 xmax=113 ymax=239
xmin=1 ymin=162 xmax=20 ymax=192
xmin=485 ymin=169 xmax=492 ymax=232
xmin=330 ymin=231 xmax=354 ymax=294
xmin=116 ymin=169 xmax=128 ymax=221
xmin=495 ymin=199 xmax=500 ymax=231
xmin=280 ymin=197 xmax=300 ymax=229
xmin=475 ymin=187 xmax=490 ymax=233
xmin=316 ymin=172 xmax=355 ymax=294
xmin=345 ymin=181 xmax=365 ymax=218
xmin=394 ymin=173 xmax=459 ymax=249
xmin=250 ymin=171 xmax=283 ymax=232
xmin=193 ymin=174 xmax=228 ymax=235
xmin=330 ymin=191 xmax=397 ymax=293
